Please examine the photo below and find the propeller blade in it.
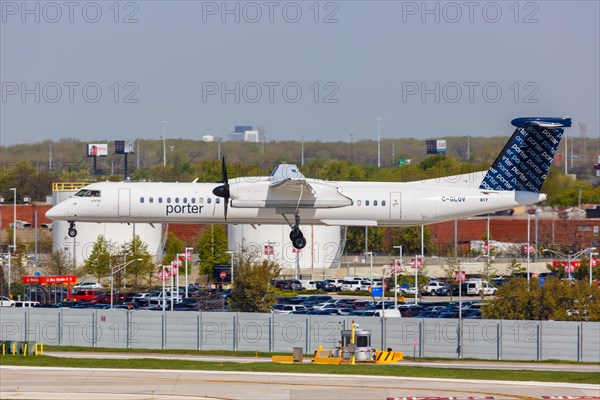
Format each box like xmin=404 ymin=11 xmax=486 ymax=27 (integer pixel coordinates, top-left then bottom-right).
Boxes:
xmin=212 ymin=156 xmax=230 ymax=219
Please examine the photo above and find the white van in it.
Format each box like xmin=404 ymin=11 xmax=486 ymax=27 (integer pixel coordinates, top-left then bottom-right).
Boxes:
xmin=465 ymin=281 xmax=497 ymax=296
xmin=299 ymin=280 xmax=317 ymax=290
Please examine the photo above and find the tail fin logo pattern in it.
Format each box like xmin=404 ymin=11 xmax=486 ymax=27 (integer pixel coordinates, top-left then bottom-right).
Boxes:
xmin=479 ymin=117 xmax=570 ymax=193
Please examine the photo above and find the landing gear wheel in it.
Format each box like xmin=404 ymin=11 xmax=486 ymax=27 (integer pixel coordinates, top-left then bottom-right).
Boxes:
xmin=290 ymin=229 xmax=306 ymax=250
xmin=68 ymin=221 xmax=77 ymax=238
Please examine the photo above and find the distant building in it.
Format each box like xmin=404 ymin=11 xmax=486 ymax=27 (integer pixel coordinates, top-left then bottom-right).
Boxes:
xmin=202 ymin=135 xmax=214 ymax=142
xmin=228 ymin=126 xmax=263 ymax=143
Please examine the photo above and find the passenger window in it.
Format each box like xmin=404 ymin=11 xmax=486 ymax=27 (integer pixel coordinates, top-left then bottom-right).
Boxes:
xmin=365 ymin=200 xmax=370 ymax=206
xmin=167 ymin=197 xmax=171 ymax=203
xmin=199 ymin=198 xmax=204 ymax=204
xmin=149 ymin=197 xmax=154 ymax=203
xmin=183 ymin=197 xmax=187 ymax=204
xmin=207 ymin=198 xmax=212 ymax=204
xmin=216 ymin=198 xmax=221 ymax=204
xmin=382 ymin=200 xmax=386 ymax=206
xmin=357 ymin=200 xmax=362 ymax=206
xmin=191 ymin=198 xmax=196 ymax=204
xmin=374 ymin=200 xmax=378 ymax=206
xmin=175 ymin=197 xmax=179 ymax=204
xmin=158 ymin=197 xmax=163 ymax=203
xmin=140 ymin=197 xmax=144 ymax=203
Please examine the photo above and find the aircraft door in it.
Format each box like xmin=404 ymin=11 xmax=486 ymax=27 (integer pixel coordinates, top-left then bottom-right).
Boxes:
xmin=118 ymin=188 xmax=131 ymax=217
xmin=390 ymin=192 xmax=401 ymax=220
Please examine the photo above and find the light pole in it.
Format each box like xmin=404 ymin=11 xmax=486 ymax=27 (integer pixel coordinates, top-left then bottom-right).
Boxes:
xmin=365 ymin=251 xmax=373 ymax=283
xmin=590 ymin=252 xmax=598 ymax=286
xmin=184 ymin=247 xmax=193 ymax=297
xmin=9 ymin=188 xmax=16 ymax=296
xmin=543 ymin=247 xmax=597 ymax=280
xmin=161 ymin=120 xmax=168 ymax=167
xmin=393 ymin=245 xmax=402 ymax=309
xmin=110 ymin=258 xmax=142 ymax=308
xmin=226 ymin=250 xmax=234 ymax=285
xmin=376 ymin=117 xmax=381 ymax=167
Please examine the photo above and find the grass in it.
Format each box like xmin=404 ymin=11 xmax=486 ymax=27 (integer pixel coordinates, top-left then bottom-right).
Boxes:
xmin=1 ymin=349 xmax=598 ymax=385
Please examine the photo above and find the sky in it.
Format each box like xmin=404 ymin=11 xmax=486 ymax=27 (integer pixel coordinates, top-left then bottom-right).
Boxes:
xmin=1 ymin=1 xmax=599 ymax=146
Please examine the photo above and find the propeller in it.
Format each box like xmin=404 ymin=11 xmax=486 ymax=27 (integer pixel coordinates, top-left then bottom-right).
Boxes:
xmin=212 ymin=157 xmax=230 ymax=219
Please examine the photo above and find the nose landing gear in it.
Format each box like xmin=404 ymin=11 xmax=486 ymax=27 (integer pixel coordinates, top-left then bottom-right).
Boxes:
xmin=67 ymin=221 xmax=77 ymax=238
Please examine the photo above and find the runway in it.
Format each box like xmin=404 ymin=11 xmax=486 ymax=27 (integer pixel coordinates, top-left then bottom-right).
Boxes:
xmin=1 ymin=365 xmax=599 ymax=400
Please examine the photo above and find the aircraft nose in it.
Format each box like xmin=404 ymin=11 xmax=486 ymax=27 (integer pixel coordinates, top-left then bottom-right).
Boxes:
xmin=46 ymin=204 xmax=66 ymax=220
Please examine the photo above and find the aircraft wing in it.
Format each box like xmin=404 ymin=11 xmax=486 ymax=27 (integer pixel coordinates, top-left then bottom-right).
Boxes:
xmin=230 ymin=163 xmax=352 ymax=209
xmin=231 ymin=180 xmax=352 ymax=209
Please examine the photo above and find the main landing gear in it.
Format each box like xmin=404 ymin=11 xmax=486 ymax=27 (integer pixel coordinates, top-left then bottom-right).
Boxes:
xmin=68 ymin=221 xmax=77 ymax=238
xmin=284 ymin=213 xmax=306 ymax=250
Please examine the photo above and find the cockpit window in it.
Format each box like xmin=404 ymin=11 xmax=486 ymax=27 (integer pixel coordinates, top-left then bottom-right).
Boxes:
xmin=75 ymin=189 xmax=100 ymax=197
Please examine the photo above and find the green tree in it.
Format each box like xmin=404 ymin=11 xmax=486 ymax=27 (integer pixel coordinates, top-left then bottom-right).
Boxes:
xmin=195 ymin=225 xmax=229 ymax=278
xmin=484 ymin=277 xmax=600 ymax=321
xmin=82 ymin=235 xmax=111 ymax=282
xmin=45 ymin=249 xmax=74 ymax=276
xmin=125 ymin=235 xmax=155 ymax=287
xmin=162 ymin=232 xmax=184 ymax=265
xmin=228 ymin=259 xmax=281 ymax=312
xmin=506 ymin=258 xmax=525 ymax=275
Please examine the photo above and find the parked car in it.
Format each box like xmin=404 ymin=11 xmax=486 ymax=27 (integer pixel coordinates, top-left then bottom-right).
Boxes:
xmin=398 ymin=305 xmax=425 ymax=317
xmin=73 ymin=290 xmax=98 ymax=302
xmin=73 ymin=282 xmax=104 ymax=290
xmin=465 ymin=280 xmax=497 ymax=296
xmin=299 ymin=280 xmax=318 ymax=290
xmin=341 ymin=280 xmax=371 ymax=291
xmin=0 ymin=296 xmax=15 ymax=307
xmin=325 ymin=279 xmax=344 ymax=290
xmin=273 ymin=280 xmax=303 ymax=291
xmin=315 ymin=280 xmax=337 ymax=292
xmin=272 ymin=304 xmax=307 ymax=314
xmin=423 ymin=281 xmax=447 ymax=296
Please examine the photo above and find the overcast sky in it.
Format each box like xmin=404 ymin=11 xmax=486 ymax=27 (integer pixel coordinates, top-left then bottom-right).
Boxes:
xmin=1 ymin=1 xmax=598 ymax=146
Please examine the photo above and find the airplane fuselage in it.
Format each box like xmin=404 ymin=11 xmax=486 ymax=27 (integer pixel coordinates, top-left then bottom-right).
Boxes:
xmin=47 ymin=175 xmax=545 ymax=228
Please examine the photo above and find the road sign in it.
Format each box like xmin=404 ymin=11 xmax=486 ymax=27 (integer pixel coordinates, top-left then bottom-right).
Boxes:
xmin=455 ymin=270 xmax=466 ymax=282
xmin=410 ymin=257 xmax=422 ymax=269
xmin=220 ymin=271 xmax=227 ymax=280
xmin=371 ymin=286 xmax=383 ymax=297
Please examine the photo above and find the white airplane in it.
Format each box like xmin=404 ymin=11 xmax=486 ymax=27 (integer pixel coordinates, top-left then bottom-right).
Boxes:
xmin=46 ymin=117 xmax=570 ymax=250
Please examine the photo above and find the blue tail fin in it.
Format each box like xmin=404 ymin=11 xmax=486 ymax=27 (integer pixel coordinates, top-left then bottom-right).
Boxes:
xmin=479 ymin=117 xmax=571 ymax=193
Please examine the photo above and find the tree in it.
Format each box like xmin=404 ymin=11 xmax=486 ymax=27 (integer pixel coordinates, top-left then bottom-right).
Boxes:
xmin=82 ymin=235 xmax=111 ymax=282
xmin=505 ymin=258 xmax=525 ymax=276
xmin=195 ymin=225 xmax=229 ymax=278
xmin=228 ymin=259 xmax=281 ymax=312
xmin=162 ymin=232 xmax=184 ymax=265
xmin=45 ymin=249 xmax=73 ymax=276
xmin=125 ymin=235 xmax=154 ymax=287
xmin=484 ymin=277 xmax=600 ymax=321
